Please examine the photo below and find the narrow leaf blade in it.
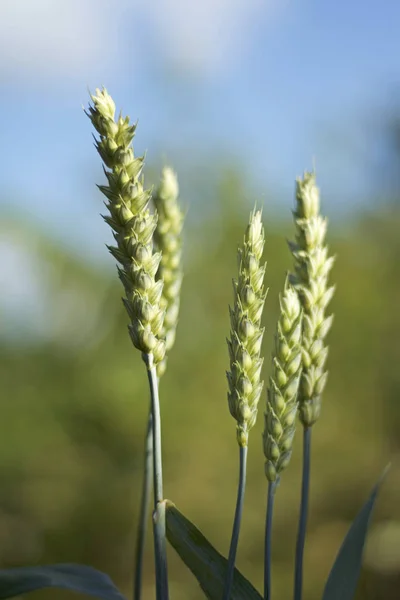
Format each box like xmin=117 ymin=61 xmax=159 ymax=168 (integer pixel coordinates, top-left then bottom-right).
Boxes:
xmin=165 ymin=500 xmax=262 ymax=600
xmin=0 ymin=564 xmax=126 ymax=600
xmin=322 ymin=466 xmax=389 ymax=600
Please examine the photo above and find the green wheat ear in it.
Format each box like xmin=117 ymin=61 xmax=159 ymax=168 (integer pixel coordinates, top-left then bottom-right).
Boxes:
xmin=227 ymin=209 xmax=267 ymax=448
xmin=86 ymin=87 xmax=166 ymax=364
xmin=153 ymin=167 xmax=184 ymax=378
xmin=288 ymin=172 xmax=335 ymax=427
xmin=264 ymin=278 xmax=303 ymax=482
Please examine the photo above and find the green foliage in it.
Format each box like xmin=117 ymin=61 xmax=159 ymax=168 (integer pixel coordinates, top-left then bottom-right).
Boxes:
xmin=0 ymin=564 xmax=124 ymax=600
xmin=1 ymin=170 xmax=399 ymax=599
xmin=322 ymin=468 xmax=389 ymax=600
xmin=165 ymin=502 xmax=262 ymax=600
xmin=164 ymin=471 xmax=388 ymax=600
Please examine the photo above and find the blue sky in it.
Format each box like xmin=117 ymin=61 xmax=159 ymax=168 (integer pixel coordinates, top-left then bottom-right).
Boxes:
xmin=1 ymin=0 xmax=399 ymax=254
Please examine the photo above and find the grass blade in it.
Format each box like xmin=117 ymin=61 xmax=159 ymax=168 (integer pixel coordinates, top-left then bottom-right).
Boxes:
xmin=0 ymin=564 xmax=125 ymax=600
xmin=165 ymin=501 xmax=262 ymax=600
xmin=322 ymin=466 xmax=390 ymax=600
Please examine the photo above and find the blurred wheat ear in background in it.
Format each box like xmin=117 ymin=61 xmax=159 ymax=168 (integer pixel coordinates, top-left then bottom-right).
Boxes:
xmin=134 ymin=166 xmax=184 ymax=600
xmin=153 ymin=166 xmax=184 ymax=379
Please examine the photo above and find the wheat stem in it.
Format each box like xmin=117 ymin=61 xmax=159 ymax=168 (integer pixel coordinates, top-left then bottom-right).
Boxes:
xmin=143 ymin=353 xmax=168 ymax=600
xmin=262 ymin=277 xmax=302 ymax=600
xmin=133 ymin=409 xmax=153 ymax=600
xmin=293 ymin=427 xmax=311 ymax=600
xmin=153 ymin=501 xmax=168 ymax=600
xmin=87 ymin=87 xmax=168 ymax=599
xmin=134 ymin=167 xmax=183 ymax=599
xmin=223 ymin=445 xmax=247 ymax=600
xmin=264 ymin=480 xmax=277 ymax=600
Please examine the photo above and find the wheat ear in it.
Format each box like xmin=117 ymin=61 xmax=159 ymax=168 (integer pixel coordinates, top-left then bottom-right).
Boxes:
xmin=153 ymin=166 xmax=184 ymax=377
xmin=223 ymin=209 xmax=267 ymax=600
xmin=134 ymin=166 xmax=183 ymax=600
xmin=263 ymin=278 xmax=302 ymax=600
xmin=289 ymin=172 xmax=335 ymax=600
xmin=86 ymin=88 xmax=169 ymax=600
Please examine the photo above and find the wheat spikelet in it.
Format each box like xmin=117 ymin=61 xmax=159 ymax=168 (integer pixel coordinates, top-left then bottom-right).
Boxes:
xmin=153 ymin=167 xmax=184 ymax=377
xmin=227 ymin=209 xmax=267 ymax=447
xmin=86 ymin=87 xmax=165 ymax=363
xmin=263 ymin=278 xmax=302 ymax=482
xmin=288 ymin=172 xmax=335 ymax=426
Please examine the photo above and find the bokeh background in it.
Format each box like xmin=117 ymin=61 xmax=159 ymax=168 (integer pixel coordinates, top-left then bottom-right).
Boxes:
xmin=1 ymin=1 xmax=400 ymax=599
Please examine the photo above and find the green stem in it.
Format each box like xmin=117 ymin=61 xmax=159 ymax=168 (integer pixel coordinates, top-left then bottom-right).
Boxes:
xmin=143 ymin=354 xmax=169 ymax=600
xmin=223 ymin=445 xmax=248 ymax=600
xmin=133 ymin=409 xmax=153 ymax=600
xmin=293 ymin=427 xmax=312 ymax=600
xmin=264 ymin=480 xmax=277 ymax=600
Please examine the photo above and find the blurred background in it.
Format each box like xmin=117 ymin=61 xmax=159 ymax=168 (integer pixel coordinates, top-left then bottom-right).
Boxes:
xmin=1 ymin=1 xmax=400 ymax=599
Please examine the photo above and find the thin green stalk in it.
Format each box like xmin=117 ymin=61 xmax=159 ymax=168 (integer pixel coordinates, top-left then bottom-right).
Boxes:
xmin=223 ymin=445 xmax=248 ymax=600
xmin=134 ymin=167 xmax=183 ymax=600
xmin=294 ymin=427 xmax=311 ymax=600
xmin=133 ymin=409 xmax=153 ymax=600
xmin=264 ymin=480 xmax=277 ymax=600
xmin=263 ymin=278 xmax=302 ymax=599
xmin=143 ymin=354 xmax=169 ymax=600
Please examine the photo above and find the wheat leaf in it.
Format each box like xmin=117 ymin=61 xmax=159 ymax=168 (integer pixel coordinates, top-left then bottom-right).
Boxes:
xmin=322 ymin=466 xmax=390 ymax=600
xmin=0 ymin=564 xmax=125 ymax=600
xmin=165 ymin=501 xmax=262 ymax=600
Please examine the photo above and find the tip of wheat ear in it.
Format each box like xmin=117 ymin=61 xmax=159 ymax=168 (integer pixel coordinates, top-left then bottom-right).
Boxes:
xmin=227 ymin=209 xmax=267 ymax=448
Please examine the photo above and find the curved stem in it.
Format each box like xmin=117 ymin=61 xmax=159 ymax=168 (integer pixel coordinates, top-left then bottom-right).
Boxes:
xmin=293 ymin=427 xmax=312 ymax=600
xmin=143 ymin=354 xmax=169 ymax=600
xmin=133 ymin=409 xmax=153 ymax=600
xmin=264 ymin=480 xmax=277 ymax=600
xmin=223 ymin=445 xmax=248 ymax=600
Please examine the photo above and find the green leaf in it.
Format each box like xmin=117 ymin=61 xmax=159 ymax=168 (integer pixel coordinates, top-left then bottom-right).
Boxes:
xmin=165 ymin=500 xmax=262 ymax=600
xmin=0 ymin=564 xmax=125 ymax=600
xmin=322 ymin=466 xmax=390 ymax=600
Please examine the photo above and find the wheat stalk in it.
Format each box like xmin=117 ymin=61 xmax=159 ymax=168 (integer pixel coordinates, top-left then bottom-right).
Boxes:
xmin=289 ymin=172 xmax=335 ymax=600
xmin=134 ymin=166 xmax=184 ymax=600
xmin=86 ymin=88 xmax=169 ymax=600
xmin=224 ymin=208 xmax=267 ymax=600
xmin=263 ymin=277 xmax=302 ymax=600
